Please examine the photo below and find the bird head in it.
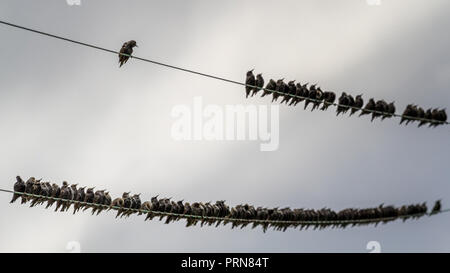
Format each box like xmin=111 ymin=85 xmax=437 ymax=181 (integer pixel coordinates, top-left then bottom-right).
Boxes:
xmin=128 ymin=40 xmax=138 ymax=48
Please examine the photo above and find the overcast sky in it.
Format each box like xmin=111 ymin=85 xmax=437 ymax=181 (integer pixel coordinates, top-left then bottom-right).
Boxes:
xmin=0 ymin=0 xmax=449 ymax=252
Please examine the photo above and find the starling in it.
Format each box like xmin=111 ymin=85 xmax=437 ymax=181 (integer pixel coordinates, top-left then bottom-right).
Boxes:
xmin=400 ymin=104 xmax=417 ymax=125
xmin=252 ymin=73 xmax=264 ymax=97
xmin=289 ymin=83 xmax=303 ymax=106
xmin=55 ymin=181 xmax=70 ymax=212
xmin=311 ymin=87 xmax=324 ymax=111
xmin=23 ymin=177 xmax=36 ymax=204
xmin=29 ymin=179 xmax=43 ymax=207
xmin=371 ymin=100 xmax=388 ymax=122
xmin=82 ymin=187 xmax=95 ymax=212
xmin=245 ymin=69 xmax=255 ymax=98
xmin=280 ymin=80 xmax=296 ymax=104
xmin=119 ymin=40 xmax=138 ymax=67
xmin=359 ymin=98 xmax=375 ymax=117
xmin=261 ymin=79 xmax=276 ymax=98
xmin=91 ymin=190 xmax=106 ymax=215
xmin=336 ymin=92 xmax=350 ymax=116
xmin=381 ymin=101 xmax=396 ymax=121
xmin=349 ymin=94 xmax=363 ymax=116
xmin=304 ymin=84 xmax=317 ymax=110
xmin=430 ymin=108 xmax=447 ymax=127
xmin=73 ymin=186 xmax=86 ymax=214
xmin=96 ymin=191 xmax=111 ymax=215
xmin=117 ymin=192 xmax=131 ymax=218
xmin=320 ymin=91 xmax=336 ymax=111
xmin=11 ymin=176 xmax=26 ymax=204
xmin=46 ymin=183 xmax=61 ymax=209
xmin=431 ymin=200 xmax=441 ymax=214
xmin=272 ymin=78 xmax=285 ymax=102
xmin=418 ymin=108 xmax=432 ymax=127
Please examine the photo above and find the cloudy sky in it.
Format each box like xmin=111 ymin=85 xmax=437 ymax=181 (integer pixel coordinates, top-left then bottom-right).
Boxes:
xmin=0 ymin=0 xmax=449 ymax=252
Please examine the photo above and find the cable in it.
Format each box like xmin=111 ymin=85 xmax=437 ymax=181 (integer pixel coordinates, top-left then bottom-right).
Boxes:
xmin=0 ymin=19 xmax=447 ymax=126
xmin=1 ymin=188 xmax=446 ymax=229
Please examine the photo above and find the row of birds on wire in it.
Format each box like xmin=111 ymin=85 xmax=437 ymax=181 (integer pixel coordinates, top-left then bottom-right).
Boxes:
xmin=245 ymin=70 xmax=448 ymax=127
xmin=9 ymin=176 xmax=442 ymax=231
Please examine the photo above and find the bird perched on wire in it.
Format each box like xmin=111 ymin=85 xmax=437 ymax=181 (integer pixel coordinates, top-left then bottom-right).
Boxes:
xmin=431 ymin=200 xmax=441 ymax=214
xmin=359 ymin=98 xmax=375 ymax=117
xmin=371 ymin=100 xmax=388 ymax=122
xmin=10 ymin=176 xmax=25 ymax=204
xmin=336 ymin=92 xmax=350 ymax=116
xmin=381 ymin=101 xmax=396 ymax=121
xmin=310 ymin=87 xmax=324 ymax=112
xmin=118 ymin=40 xmax=138 ymax=67
xmin=46 ymin=183 xmax=61 ymax=209
xmin=321 ymin=91 xmax=336 ymax=111
xmin=245 ymin=69 xmax=256 ymax=98
xmin=272 ymin=78 xmax=286 ymax=102
xmin=23 ymin=177 xmax=36 ymax=204
xmin=252 ymin=74 xmax=264 ymax=97
xmin=349 ymin=94 xmax=363 ymax=117
xmin=418 ymin=108 xmax=432 ymax=127
xmin=280 ymin=80 xmax=296 ymax=104
xmin=261 ymin=79 xmax=276 ymax=98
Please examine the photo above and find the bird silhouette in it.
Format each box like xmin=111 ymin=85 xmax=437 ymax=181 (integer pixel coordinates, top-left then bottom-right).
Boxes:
xmin=118 ymin=40 xmax=138 ymax=67
xmin=245 ymin=69 xmax=255 ymax=98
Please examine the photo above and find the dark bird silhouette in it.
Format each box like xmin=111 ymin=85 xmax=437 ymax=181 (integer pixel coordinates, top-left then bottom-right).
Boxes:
xmin=430 ymin=108 xmax=447 ymax=127
xmin=252 ymin=73 xmax=264 ymax=97
xmin=82 ymin=187 xmax=95 ymax=212
xmin=320 ymin=91 xmax=336 ymax=111
xmin=117 ymin=192 xmax=131 ymax=218
xmin=73 ymin=186 xmax=86 ymax=214
xmin=46 ymin=183 xmax=60 ymax=209
xmin=418 ymin=108 xmax=432 ymax=127
xmin=289 ymin=83 xmax=303 ymax=106
xmin=310 ymin=87 xmax=324 ymax=111
xmin=245 ymin=69 xmax=255 ymax=98
xmin=272 ymin=78 xmax=285 ymax=102
xmin=280 ymin=80 xmax=296 ymax=104
xmin=336 ymin=92 xmax=350 ymax=116
xmin=261 ymin=79 xmax=276 ymax=98
xmin=23 ymin=177 xmax=36 ymax=204
xmin=431 ymin=200 xmax=441 ymax=214
xmin=400 ymin=104 xmax=418 ymax=125
xmin=371 ymin=100 xmax=388 ymax=122
xmin=304 ymin=84 xmax=317 ymax=110
xmin=359 ymin=98 xmax=375 ymax=117
xmin=349 ymin=94 xmax=363 ymax=116
xmin=55 ymin=181 xmax=70 ymax=212
xmin=381 ymin=101 xmax=396 ymax=121
xmin=119 ymin=40 xmax=138 ymax=67
xmin=91 ymin=190 xmax=105 ymax=215
xmin=11 ymin=176 xmax=25 ymax=204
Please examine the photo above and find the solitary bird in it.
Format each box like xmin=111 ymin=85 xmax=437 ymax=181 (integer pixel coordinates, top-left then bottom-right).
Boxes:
xmin=11 ymin=176 xmax=26 ymax=204
xmin=245 ymin=69 xmax=256 ymax=98
xmin=119 ymin=40 xmax=138 ymax=67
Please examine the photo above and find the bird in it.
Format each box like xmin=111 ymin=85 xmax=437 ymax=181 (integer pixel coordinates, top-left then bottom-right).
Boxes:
xmin=23 ymin=177 xmax=36 ymax=204
xmin=272 ymin=78 xmax=285 ymax=102
xmin=310 ymin=87 xmax=324 ymax=112
xmin=304 ymin=84 xmax=317 ymax=110
xmin=118 ymin=40 xmax=138 ymax=67
xmin=418 ymin=108 xmax=432 ymax=127
xmin=289 ymin=83 xmax=304 ymax=106
xmin=431 ymin=200 xmax=441 ymax=214
xmin=46 ymin=183 xmax=61 ymax=209
xmin=73 ymin=186 xmax=86 ymax=214
xmin=245 ymin=69 xmax=256 ymax=98
xmin=82 ymin=187 xmax=95 ymax=212
xmin=252 ymin=74 xmax=264 ymax=97
xmin=91 ymin=190 xmax=106 ymax=215
xmin=349 ymin=94 xmax=363 ymax=116
xmin=55 ymin=181 xmax=70 ymax=212
xmin=116 ymin=192 xmax=131 ymax=218
xmin=261 ymin=79 xmax=276 ymax=98
xmin=400 ymin=104 xmax=417 ymax=125
xmin=11 ymin=176 xmax=26 ymax=204
xmin=280 ymin=80 xmax=296 ymax=104
xmin=381 ymin=101 xmax=396 ymax=121
xmin=359 ymin=98 xmax=375 ymax=117
xmin=336 ymin=92 xmax=350 ymax=116
xmin=321 ymin=91 xmax=336 ymax=111
xmin=371 ymin=100 xmax=388 ymax=122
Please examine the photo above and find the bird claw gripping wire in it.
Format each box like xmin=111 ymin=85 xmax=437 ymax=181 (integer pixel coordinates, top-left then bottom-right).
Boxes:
xmin=4 ymin=176 xmax=444 ymax=232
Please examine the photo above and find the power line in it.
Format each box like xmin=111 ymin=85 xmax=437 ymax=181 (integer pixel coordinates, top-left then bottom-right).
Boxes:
xmin=0 ymin=19 xmax=447 ymax=126
xmin=0 ymin=188 xmax=446 ymax=230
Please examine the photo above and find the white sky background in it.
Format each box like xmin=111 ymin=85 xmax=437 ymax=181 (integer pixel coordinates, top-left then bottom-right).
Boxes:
xmin=0 ymin=0 xmax=449 ymax=252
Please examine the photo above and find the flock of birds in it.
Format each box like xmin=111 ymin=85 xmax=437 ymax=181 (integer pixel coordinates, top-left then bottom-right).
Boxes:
xmin=245 ymin=69 xmax=448 ymax=127
xmin=10 ymin=176 xmax=442 ymax=231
